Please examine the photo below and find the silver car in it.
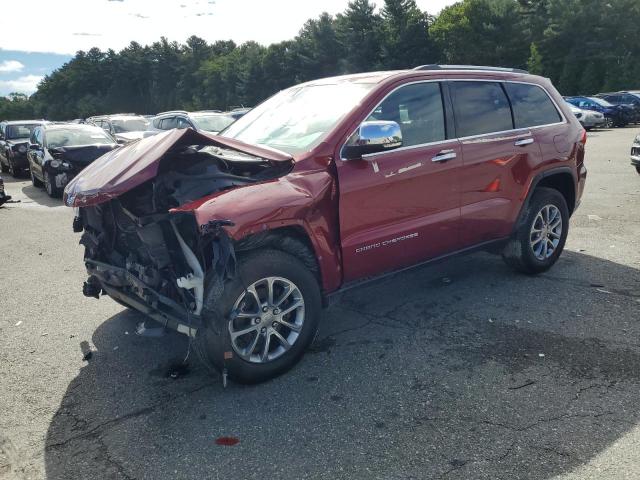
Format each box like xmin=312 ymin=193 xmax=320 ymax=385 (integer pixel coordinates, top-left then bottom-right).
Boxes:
xmin=566 ymin=102 xmax=605 ymax=130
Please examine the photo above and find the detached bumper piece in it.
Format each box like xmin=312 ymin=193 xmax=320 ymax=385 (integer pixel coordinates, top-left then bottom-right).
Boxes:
xmin=85 ymin=259 xmax=200 ymax=337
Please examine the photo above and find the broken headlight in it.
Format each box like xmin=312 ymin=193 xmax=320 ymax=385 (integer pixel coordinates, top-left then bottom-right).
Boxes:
xmin=50 ymin=160 xmax=71 ymax=169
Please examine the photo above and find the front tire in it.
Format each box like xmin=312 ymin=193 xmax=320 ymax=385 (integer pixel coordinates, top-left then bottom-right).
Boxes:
xmin=502 ymin=187 xmax=569 ymax=275
xmin=196 ymin=249 xmax=321 ymax=384
xmin=30 ymin=168 xmax=43 ymax=188
xmin=8 ymin=158 xmax=19 ymax=178
xmin=636 ymin=165 xmax=640 ymax=175
xmin=44 ymin=170 xmax=60 ymax=197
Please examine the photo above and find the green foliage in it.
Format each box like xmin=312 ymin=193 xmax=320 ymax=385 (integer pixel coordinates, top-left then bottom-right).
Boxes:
xmin=0 ymin=93 xmax=35 ymax=120
xmin=2 ymin=0 xmax=639 ymax=121
xmin=527 ymin=43 xmax=543 ymax=75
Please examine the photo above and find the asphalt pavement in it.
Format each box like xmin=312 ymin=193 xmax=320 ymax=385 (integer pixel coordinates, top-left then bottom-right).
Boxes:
xmin=1 ymin=126 xmax=639 ymax=480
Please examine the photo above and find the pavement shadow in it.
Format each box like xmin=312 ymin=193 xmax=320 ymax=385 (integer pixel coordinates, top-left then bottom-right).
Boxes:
xmin=0 ymin=174 xmax=63 ymax=208
xmin=44 ymin=250 xmax=640 ymax=479
xmin=20 ymin=184 xmax=63 ymax=209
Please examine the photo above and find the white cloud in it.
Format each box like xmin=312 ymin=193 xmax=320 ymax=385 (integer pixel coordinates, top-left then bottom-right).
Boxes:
xmin=0 ymin=0 xmax=456 ymax=55
xmin=0 ymin=60 xmax=25 ymax=73
xmin=0 ymin=75 xmax=44 ymax=95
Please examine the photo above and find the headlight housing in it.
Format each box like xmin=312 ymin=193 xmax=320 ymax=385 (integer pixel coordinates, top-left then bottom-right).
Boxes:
xmin=50 ymin=160 xmax=70 ymax=169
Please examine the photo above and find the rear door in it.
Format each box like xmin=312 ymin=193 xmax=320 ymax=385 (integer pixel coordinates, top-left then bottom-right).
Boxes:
xmin=337 ymin=81 xmax=463 ymax=282
xmin=505 ymin=81 xmax=567 ymax=175
xmin=450 ymin=80 xmax=544 ymax=245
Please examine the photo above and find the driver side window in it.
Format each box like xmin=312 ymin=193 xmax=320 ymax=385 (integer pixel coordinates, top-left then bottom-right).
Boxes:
xmin=367 ymin=82 xmax=445 ymax=147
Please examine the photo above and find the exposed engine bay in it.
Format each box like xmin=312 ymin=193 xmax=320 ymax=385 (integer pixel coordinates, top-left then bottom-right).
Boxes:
xmin=77 ymin=144 xmax=292 ymax=334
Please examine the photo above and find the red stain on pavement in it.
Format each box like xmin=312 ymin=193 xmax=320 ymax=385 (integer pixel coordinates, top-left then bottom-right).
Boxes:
xmin=215 ymin=436 xmax=240 ymax=446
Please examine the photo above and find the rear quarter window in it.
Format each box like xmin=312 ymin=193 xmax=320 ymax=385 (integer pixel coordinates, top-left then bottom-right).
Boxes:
xmin=450 ymin=81 xmax=513 ymax=137
xmin=505 ymin=83 xmax=562 ymax=128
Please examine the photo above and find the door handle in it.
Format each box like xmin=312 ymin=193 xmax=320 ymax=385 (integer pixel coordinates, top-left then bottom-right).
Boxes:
xmin=514 ymin=138 xmax=534 ymax=147
xmin=432 ymin=149 xmax=457 ymax=162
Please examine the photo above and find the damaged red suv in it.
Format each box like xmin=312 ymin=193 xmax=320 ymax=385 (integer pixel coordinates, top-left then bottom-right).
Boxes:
xmin=65 ymin=65 xmax=587 ymax=383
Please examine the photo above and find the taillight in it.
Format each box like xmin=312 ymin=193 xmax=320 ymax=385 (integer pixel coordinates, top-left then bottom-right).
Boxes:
xmin=580 ymin=129 xmax=587 ymax=145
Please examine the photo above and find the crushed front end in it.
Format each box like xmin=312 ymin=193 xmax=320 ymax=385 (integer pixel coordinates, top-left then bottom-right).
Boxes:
xmin=67 ymin=129 xmax=292 ymax=337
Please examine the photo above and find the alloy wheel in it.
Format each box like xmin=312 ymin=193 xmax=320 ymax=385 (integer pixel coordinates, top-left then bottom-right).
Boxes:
xmin=529 ymin=204 xmax=562 ymax=261
xmin=228 ymin=276 xmax=305 ymax=363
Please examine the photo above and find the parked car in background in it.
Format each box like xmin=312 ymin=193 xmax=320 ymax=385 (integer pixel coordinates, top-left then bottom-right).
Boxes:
xmin=596 ymin=92 xmax=640 ymax=123
xmin=65 ymin=65 xmax=586 ymax=384
xmin=149 ymin=110 xmax=237 ymax=135
xmin=0 ymin=176 xmax=10 ymax=207
xmin=0 ymin=120 xmax=48 ymax=177
xmin=631 ymin=133 xmax=640 ymax=174
xmin=87 ymin=114 xmax=150 ymax=144
xmin=228 ymin=107 xmax=251 ymax=120
xmin=28 ymin=123 xmax=119 ymax=197
xmin=564 ymin=96 xmax=628 ymax=127
xmin=565 ymin=102 xmax=605 ymax=130
xmin=0 ymin=121 xmax=6 ymax=165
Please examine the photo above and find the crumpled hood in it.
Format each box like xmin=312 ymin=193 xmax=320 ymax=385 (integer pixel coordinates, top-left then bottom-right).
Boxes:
xmin=52 ymin=144 xmax=119 ymax=166
xmin=63 ymin=128 xmax=293 ymax=208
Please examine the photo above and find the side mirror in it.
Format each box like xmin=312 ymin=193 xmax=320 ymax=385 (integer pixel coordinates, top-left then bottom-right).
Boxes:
xmin=342 ymin=120 xmax=403 ymax=160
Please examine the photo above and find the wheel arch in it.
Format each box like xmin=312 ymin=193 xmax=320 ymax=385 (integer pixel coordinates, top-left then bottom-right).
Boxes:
xmin=514 ymin=167 xmax=577 ymax=233
xmin=233 ymin=225 xmax=336 ymax=303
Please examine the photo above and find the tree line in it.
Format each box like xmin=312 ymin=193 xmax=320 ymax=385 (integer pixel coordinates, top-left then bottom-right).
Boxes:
xmin=2 ymin=0 xmax=640 ymax=121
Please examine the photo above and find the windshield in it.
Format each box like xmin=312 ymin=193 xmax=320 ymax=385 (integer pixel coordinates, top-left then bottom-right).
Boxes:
xmin=221 ymin=82 xmax=376 ymax=154
xmin=47 ymin=128 xmax=114 ymax=148
xmin=191 ymin=114 xmax=235 ymax=133
xmin=589 ymin=97 xmax=614 ymax=107
xmin=111 ymin=118 xmax=149 ymax=133
xmin=6 ymin=124 xmax=39 ymax=140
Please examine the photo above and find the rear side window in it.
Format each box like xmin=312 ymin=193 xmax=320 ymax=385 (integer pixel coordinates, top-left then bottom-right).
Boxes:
xmin=505 ymin=83 xmax=562 ymax=128
xmin=366 ymin=82 xmax=445 ymax=146
xmin=176 ymin=117 xmax=191 ymax=129
xmin=450 ymin=82 xmax=512 ymax=137
xmin=160 ymin=117 xmax=178 ymax=130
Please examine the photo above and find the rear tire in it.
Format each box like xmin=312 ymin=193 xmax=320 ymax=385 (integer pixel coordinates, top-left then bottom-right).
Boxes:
xmin=196 ymin=249 xmax=321 ymax=384
xmin=502 ymin=187 xmax=569 ymax=275
xmin=636 ymin=166 xmax=640 ymax=175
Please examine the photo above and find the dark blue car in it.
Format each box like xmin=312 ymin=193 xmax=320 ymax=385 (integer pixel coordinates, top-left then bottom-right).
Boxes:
xmin=596 ymin=92 xmax=640 ymax=123
xmin=564 ymin=96 xmax=630 ymax=128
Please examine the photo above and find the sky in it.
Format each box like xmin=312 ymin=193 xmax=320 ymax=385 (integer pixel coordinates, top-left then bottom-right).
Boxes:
xmin=0 ymin=0 xmax=457 ymax=96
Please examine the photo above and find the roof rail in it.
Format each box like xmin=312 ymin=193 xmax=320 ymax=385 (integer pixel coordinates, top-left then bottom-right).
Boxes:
xmin=413 ymin=64 xmax=529 ymax=74
xmin=154 ymin=110 xmax=189 ymax=116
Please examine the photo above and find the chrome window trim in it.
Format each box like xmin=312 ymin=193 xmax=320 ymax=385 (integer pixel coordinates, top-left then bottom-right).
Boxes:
xmin=339 ymin=78 xmax=567 ymax=162
xmin=361 ymin=138 xmax=457 ymax=160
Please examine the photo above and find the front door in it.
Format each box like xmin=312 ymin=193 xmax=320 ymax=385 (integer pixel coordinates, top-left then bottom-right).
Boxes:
xmin=336 ymin=81 xmax=462 ymax=282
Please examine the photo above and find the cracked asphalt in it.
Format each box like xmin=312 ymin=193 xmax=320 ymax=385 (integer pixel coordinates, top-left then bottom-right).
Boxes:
xmin=1 ymin=126 xmax=640 ymax=480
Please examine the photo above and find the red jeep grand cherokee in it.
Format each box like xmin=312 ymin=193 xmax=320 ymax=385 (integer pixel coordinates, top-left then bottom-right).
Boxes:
xmin=65 ymin=65 xmax=587 ymax=383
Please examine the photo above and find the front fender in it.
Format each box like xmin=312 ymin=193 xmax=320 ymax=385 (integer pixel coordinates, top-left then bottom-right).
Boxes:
xmin=172 ymin=170 xmax=342 ymax=293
